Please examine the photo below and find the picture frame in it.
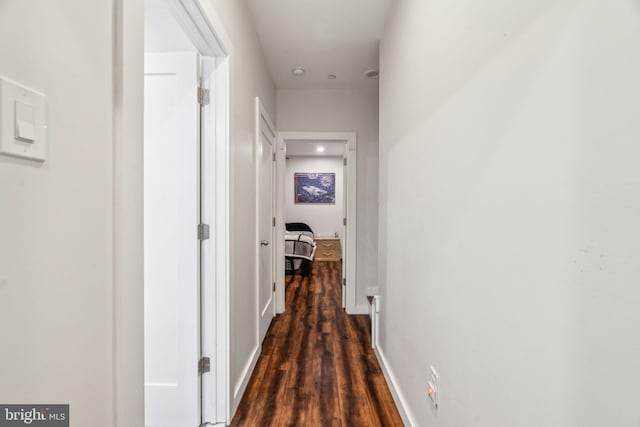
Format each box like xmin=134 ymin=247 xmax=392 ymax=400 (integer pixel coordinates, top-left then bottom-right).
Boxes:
xmin=294 ymin=172 xmax=336 ymax=204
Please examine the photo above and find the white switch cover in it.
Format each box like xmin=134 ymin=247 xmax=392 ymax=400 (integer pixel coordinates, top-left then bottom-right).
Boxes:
xmin=15 ymin=101 xmax=36 ymax=142
xmin=0 ymin=77 xmax=47 ymax=161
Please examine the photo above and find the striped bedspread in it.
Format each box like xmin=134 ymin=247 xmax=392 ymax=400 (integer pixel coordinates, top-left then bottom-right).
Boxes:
xmin=285 ymin=232 xmax=316 ymax=261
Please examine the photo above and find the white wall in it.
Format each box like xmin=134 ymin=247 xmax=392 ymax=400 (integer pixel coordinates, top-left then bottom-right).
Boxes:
xmin=277 ymin=88 xmax=379 ymax=311
xmin=285 ymin=156 xmax=344 ymax=238
xmin=0 ymin=1 xmax=118 ymax=425
xmin=378 ymin=1 xmax=640 ymax=426
xmin=208 ymin=0 xmax=277 ymax=415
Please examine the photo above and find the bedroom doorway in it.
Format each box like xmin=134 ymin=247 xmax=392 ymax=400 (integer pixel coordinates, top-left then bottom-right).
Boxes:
xmin=275 ymin=132 xmax=357 ymax=314
xmin=143 ymin=0 xmax=230 ymax=425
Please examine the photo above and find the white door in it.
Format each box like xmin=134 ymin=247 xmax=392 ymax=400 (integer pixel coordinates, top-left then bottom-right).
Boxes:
xmin=257 ymin=100 xmax=276 ymax=343
xmin=144 ymin=52 xmax=201 ymax=427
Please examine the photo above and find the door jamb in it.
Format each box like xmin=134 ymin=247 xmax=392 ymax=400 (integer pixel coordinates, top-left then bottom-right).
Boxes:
xmin=275 ymin=131 xmax=358 ymax=314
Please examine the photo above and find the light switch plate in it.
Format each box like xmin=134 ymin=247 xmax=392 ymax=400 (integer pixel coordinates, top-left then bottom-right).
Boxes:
xmin=0 ymin=76 xmax=47 ymax=161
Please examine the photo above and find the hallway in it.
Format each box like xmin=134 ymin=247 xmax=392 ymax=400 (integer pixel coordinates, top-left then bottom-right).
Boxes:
xmin=231 ymin=261 xmax=402 ymax=426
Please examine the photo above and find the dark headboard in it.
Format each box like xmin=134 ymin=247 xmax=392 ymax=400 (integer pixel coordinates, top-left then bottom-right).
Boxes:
xmin=285 ymin=222 xmax=314 ymax=234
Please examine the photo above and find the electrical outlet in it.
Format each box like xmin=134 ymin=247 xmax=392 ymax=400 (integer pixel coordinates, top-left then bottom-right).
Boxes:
xmin=427 ymin=381 xmax=438 ymax=407
xmin=428 ymin=366 xmax=440 ymax=408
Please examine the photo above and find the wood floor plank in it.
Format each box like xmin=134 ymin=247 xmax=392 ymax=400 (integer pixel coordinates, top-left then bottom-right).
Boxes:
xmin=230 ymin=261 xmax=403 ymax=427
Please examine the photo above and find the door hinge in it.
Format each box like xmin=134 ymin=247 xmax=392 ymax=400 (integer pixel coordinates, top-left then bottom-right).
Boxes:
xmin=343 ymin=278 xmax=346 ymax=287
xmin=273 ymin=282 xmax=276 ymax=292
xmin=198 ymin=356 xmax=211 ymax=375
xmin=344 ymin=157 xmax=347 ymax=166
xmin=343 ymin=217 xmax=347 ymax=226
xmin=272 ymin=152 xmax=276 ymax=161
xmin=198 ymin=224 xmax=210 ymax=240
xmin=198 ymin=87 xmax=210 ymax=106
xmin=273 ymin=217 xmax=276 ymax=227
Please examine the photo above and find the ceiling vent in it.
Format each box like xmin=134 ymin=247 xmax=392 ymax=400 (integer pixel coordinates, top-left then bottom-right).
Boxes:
xmin=364 ymin=69 xmax=379 ymax=79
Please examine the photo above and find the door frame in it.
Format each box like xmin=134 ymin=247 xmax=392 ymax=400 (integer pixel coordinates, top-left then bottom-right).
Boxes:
xmin=255 ymin=97 xmax=276 ymax=343
xmin=275 ymin=131 xmax=358 ymax=314
xmin=114 ymin=0 xmax=233 ymax=424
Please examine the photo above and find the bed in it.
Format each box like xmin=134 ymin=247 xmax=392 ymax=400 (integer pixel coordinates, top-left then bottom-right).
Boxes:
xmin=285 ymin=222 xmax=316 ymax=276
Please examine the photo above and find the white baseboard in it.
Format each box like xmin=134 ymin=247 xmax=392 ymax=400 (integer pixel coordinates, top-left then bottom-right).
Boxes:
xmin=230 ymin=344 xmax=261 ymax=416
xmin=374 ymin=345 xmax=417 ymax=427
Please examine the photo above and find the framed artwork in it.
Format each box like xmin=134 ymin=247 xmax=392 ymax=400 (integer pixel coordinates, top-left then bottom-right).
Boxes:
xmin=294 ymin=172 xmax=336 ymax=204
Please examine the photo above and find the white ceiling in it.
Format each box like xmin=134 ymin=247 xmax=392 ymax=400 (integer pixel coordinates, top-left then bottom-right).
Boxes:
xmin=246 ymin=0 xmax=392 ymax=89
xmin=286 ymin=140 xmax=345 ymax=157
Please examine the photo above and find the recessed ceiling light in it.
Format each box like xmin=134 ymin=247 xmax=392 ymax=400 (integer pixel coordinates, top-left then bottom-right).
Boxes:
xmin=328 ymin=74 xmax=337 ymax=80
xmin=365 ymin=69 xmax=379 ymax=79
xmin=291 ymin=66 xmax=306 ymax=76
xmin=316 ymin=146 xmax=326 ymax=153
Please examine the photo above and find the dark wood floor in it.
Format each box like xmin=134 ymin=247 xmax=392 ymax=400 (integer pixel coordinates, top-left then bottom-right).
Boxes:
xmin=230 ymin=261 xmax=403 ymax=427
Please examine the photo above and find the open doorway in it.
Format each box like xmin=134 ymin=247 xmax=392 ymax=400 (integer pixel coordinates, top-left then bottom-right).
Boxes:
xmin=284 ymin=141 xmax=345 ymax=298
xmin=275 ymin=132 xmax=357 ymax=314
xmin=143 ymin=0 xmax=230 ymax=425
